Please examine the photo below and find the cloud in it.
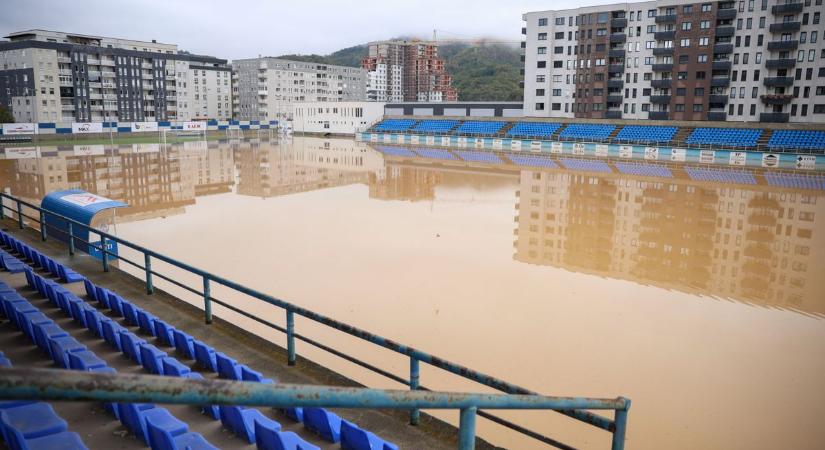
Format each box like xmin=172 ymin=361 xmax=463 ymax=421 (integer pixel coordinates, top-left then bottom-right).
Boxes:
xmin=0 ymin=0 xmax=599 ymax=59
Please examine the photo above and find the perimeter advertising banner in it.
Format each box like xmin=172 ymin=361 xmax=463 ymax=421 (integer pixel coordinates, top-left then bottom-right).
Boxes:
xmin=183 ymin=121 xmax=206 ymax=131
xmin=72 ymin=122 xmax=103 ymax=134
xmin=131 ymin=122 xmax=159 ymax=132
xmin=2 ymin=123 xmax=37 ymax=135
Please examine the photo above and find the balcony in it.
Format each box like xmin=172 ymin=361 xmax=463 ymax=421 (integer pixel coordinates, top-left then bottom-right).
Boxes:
xmin=651 ymin=79 xmax=672 ymax=88
xmin=608 ymin=64 xmax=624 ymax=73
xmin=713 ymin=43 xmax=734 ymax=54
xmin=608 ymin=49 xmax=626 ymax=58
xmin=717 ymin=8 xmax=737 ymax=19
xmin=712 ymin=60 xmax=732 ymax=71
xmin=61 ymin=104 xmax=75 ymax=111
xmin=716 ymin=26 xmax=735 ymax=37
xmin=769 ymin=22 xmax=801 ymax=32
xmin=610 ymin=33 xmax=627 ymax=43
xmin=654 ymin=30 xmax=675 ymax=40
xmin=607 ymin=79 xmax=624 ymax=88
xmin=767 ymin=40 xmax=799 ymax=51
xmin=760 ymin=94 xmax=794 ymax=105
xmin=607 ymin=95 xmax=623 ymax=103
xmin=649 ymin=111 xmax=669 ymax=120
xmin=708 ymin=94 xmax=729 ymax=104
xmin=258 ymin=90 xmax=268 ymax=96
xmin=763 ymin=76 xmax=794 ymax=87
xmin=760 ymin=112 xmax=790 ymax=123
xmin=612 ymin=17 xmax=628 ymax=27
xmin=605 ymin=110 xmax=623 ymax=119
xmin=652 ymin=63 xmax=673 ymax=71
xmin=765 ymin=58 xmax=796 ymax=69
xmin=650 ymin=95 xmax=671 ymax=104
xmin=711 ymin=77 xmax=730 ymax=87
xmin=655 ymin=14 xmax=677 ymax=24
xmin=653 ymin=47 xmax=674 ymax=56
xmin=772 ymin=2 xmax=803 ymax=14
xmin=707 ymin=111 xmax=727 ymax=121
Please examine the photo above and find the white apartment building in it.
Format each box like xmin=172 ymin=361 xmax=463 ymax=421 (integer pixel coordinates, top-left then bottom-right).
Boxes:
xmin=522 ymin=0 xmax=825 ymax=123
xmin=0 ymin=29 xmax=232 ymax=123
xmin=232 ymin=58 xmax=367 ymax=122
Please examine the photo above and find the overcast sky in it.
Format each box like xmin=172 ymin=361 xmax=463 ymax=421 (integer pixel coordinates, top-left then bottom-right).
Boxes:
xmin=0 ymin=0 xmax=606 ymax=59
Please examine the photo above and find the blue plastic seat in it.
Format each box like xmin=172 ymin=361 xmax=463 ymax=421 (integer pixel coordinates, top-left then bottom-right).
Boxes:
xmin=57 ymin=264 xmax=84 ymax=283
xmin=4 ymin=429 xmax=87 ymax=450
xmin=136 ymin=309 xmax=157 ymax=336
xmin=120 ymin=332 xmax=146 ymax=364
xmin=101 ymin=320 xmax=127 ymax=351
xmin=48 ymin=336 xmax=87 ymax=368
xmin=215 ymin=352 xmax=241 ymax=380
xmin=303 ymin=408 xmax=342 ymax=442
xmin=121 ymin=301 xmax=140 ymax=326
xmin=341 ymin=420 xmax=399 ymax=450
xmin=118 ymin=404 xmax=184 ymax=445
xmin=161 ymin=357 xmax=191 ymax=377
xmin=241 ymin=365 xmax=274 ymax=384
xmin=283 ymin=407 xmax=304 ymax=422
xmin=255 ymin=423 xmax=320 ymax=450
xmin=172 ymin=330 xmax=195 ymax=359
xmin=193 ymin=340 xmax=217 ymax=372
xmin=0 ymin=403 xmax=68 ymax=443
xmin=67 ymin=350 xmax=107 ymax=371
xmin=153 ymin=319 xmax=176 ymax=348
xmin=106 ymin=292 xmax=124 ymax=317
xmin=83 ymin=279 xmax=98 ymax=301
xmin=83 ymin=309 xmax=105 ymax=337
xmin=146 ymin=414 xmax=217 ymax=450
xmin=19 ymin=311 xmax=52 ymax=341
xmin=33 ymin=323 xmax=68 ymax=357
xmin=8 ymin=301 xmax=37 ymax=328
xmin=139 ymin=344 xmax=168 ymax=374
xmin=219 ymin=405 xmax=281 ymax=444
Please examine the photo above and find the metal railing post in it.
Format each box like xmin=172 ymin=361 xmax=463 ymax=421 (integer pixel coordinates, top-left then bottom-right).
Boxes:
xmin=409 ymin=357 xmax=420 ymax=425
xmin=611 ymin=398 xmax=631 ymax=450
xmin=203 ymin=277 xmax=212 ymax=324
xmin=100 ymin=236 xmax=109 ymax=272
xmin=67 ymin=222 xmax=75 ymax=256
xmin=458 ymin=407 xmax=477 ymax=450
xmin=39 ymin=210 xmax=47 ymax=241
xmin=17 ymin=201 xmax=24 ymax=229
xmin=145 ymin=254 xmax=153 ymax=294
xmin=286 ymin=309 xmax=295 ymax=366
xmin=0 ymin=195 xmax=4 ymax=220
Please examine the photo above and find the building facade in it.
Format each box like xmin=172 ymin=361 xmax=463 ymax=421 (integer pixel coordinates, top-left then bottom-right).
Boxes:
xmin=232 ymin=58 xmax=367 ymax=122
xmin=292 ymin=101 xmax=385 ymax=135
xmin=361 ymin=41 xmax=458 ymax=102
xmin=0 ymin=29 xmax=232 ymax=123
xmin=522 ymin=1 xmax=825 ymax=123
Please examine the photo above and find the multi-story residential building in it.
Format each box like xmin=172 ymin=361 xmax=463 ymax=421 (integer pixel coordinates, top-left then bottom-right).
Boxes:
xmin=232 ymin=58 xmax=367 ymax=122
xmin=0 ymin=29 xmax=232 ymax=123
xmin=522 ymin=1 xmax=825 ymax=123
xmin=361 ymin=41 xmax=458 ymax=102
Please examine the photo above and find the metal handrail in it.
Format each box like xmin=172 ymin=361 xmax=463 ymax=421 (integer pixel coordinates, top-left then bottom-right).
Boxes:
xmin=0 ymin=193 xmax=630 ymax=450
xmin=0 ymin=368 xmax=630 ymax=450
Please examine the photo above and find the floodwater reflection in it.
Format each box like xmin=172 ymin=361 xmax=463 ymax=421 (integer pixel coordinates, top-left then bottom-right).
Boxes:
xmin=1 ymin=137 xmax=824 ymax=450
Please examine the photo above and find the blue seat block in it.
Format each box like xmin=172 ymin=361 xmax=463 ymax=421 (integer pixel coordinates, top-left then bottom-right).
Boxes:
xmin=161 ymin=357 xmax=190 ymax=377
xmin=106 ymin=292 xmax=124 ymax=317
xmin=23 ymin=268 xmax=35 ymax=288
xmin=84 ymin=309 xmax=105 ymax=337
xmin=219 ymin=405 xmax=281 ymax=444
xmin=215 ymin=352 xmax=241 ymax=380
xmin=101 ymin=320 xmax=127 ymax=351
xmin=61 ymin=294 xmax=82 ymax=318
xmin=19 ymin=311 xmax=52 ymax=342
xmin=0 ymin=402 xmax=68 ymax=442
xmin=8 ymin=430 xmax=88 ymax=450
xmin=283 ymin=407 xmax=304 ymax=422
xmin=147 ymin=413 xmax=218 ymax=450
xmin=136 ymin=309 xmax=157 ymax=336
xmin=143 ymin=411 xmax=190 ymax=450
xmin=119 ymin=404 xmax=184 ymax=445
xmin=192 ymin=340 xmax=216 ymax=372
xmin=120 ymin=332 xmax=147 ymax=364
xmin=303 ymin=408 xmax=342 ymax=442
xmin=68 ymin=350 xmax=107 ymax=371
xmin=341 ymin=420 xmax=399 ymax=450
xmin=255 ymin=423 xmax=321 ymax=450
xmin=172 ymin=330 xmax=195 ymax=359
xmin=57 ymin=264 xmax=84 ymax=283
xmin=0 ymin=295 xmax=26 ymax=321
xmin=153 ymin=319 xmax=176 ymax=348
xmin=139 ymin=344 xmax=167 ymax=374
xmin=48 ymin=336 xmax=87 ymax=368
xmin=9 ymin=301 xmax=37 ymax=328
xmin=69 ymin=301 xmax=95 ymax=328
xmin=241 ymin=365 xmax=274 ymax=384
xmin=33 ymin=323 xmax=68 ymax=357
xmin=121 ymin=301 xmax=140 ymax=326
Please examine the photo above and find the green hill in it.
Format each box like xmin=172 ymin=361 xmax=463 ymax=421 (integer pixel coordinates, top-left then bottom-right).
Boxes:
xmin=277 ymin=42 xmax=522 ymax=102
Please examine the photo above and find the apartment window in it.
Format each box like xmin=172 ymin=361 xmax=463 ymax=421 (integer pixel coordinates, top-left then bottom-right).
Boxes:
xmin=646 ymin=41 xmax=655 ymax=49
xmin=536 ymin=89 xmax=546 ymax=96
xmin=647 ymin=25 xmax=656 ymax=33
xmin=538 ymin=47 xmax=547 ymax=54
xmin=596 ymin=59 xmax=606 ymax=66
xmin=752 ymin=87 xmax=758 ymax=98
xmin=538 ymin=33 xmax=548 ymax=40
xmin=680 ymin=55 xmax=690 ymax=64
xmin=677 ymin=88 xmax=687 ymax=96
xmin=648 ymin=9 xmax=657 ymax=17
xmin=552 ymin=89 xmax=562 ymax=96
xmin=746 ymin=18 xmax=753 ymax=29
xmin=680 ymin=38 xmax=691 ymax=47
xmin=812 ymin=31 xmax=819 ymax=43
xmin=696 ymin=71 xmax=706 ymax=79
xmin=684 ymin=5 xmax=693 ymax=12
xmin=702 ymin=3 xmax=712 ymax=11
xmin=554 ymin=46 xmax=564 ymax=54
xmin=755 ymin=52 xmax=762 ymax=64
xmin=695 ymin=87 xmax=705 ymax=96
xmin=693 ymin=104 xmax=704 ymax=112
xmin=555 ymin=17 xmax=565 ymax=25
xmin=810 ymin=50 xmax=817 ymax=62
xmin=675 ymin=104 xmax=685 ymax=112
xmin=678 ymin=71 xmax=688 ymax=80
xmin=536 ymin=75 xmax=546 ymax=83
xmin=815 ymin=12 xmax=821 ymax=24
xmin=759 ymin=17 xmax=766 ymax=28
xmin=698 ymin=54 xmax=708 ymax=63
xmin=539 ymin=18 xmax=548 ymax=26
xmin=682 ymin=22 xmax=692 ymax=30
xmin=699 ymin=37 xmax=709 ymax=46
xmin=700 ymin=20 xmax=710 ymax=29
xmin=537 ymin=61 xmax=546 ymax=68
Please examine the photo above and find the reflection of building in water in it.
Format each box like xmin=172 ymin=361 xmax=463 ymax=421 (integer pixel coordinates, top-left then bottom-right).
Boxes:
xmin=368 ymin=166 xmax=441 ymax=202
xmin=235 ymin=138 xmax=382 ymax=198
xmin=179 ymin=141 xmax=235 ymax=197
xmin=0 ymin=146 xmax=199 ymax=222
xmin=514 ymin=169 xmax=825 ymax=315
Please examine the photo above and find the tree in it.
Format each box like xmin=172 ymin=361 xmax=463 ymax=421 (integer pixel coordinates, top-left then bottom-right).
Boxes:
xmin=0 ymin=105 xmax=13 ymax=123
